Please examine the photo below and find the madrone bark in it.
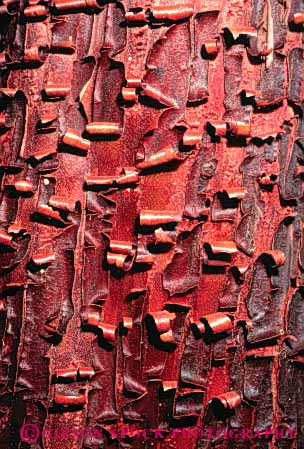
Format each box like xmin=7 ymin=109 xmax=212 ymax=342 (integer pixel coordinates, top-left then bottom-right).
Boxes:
xmin=0 ymin=1 xmax=304 ymax=448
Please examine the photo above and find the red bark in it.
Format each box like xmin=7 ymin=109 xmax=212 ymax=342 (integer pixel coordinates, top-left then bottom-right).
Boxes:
xmin=0 ymin=1 xmax=303 ymax=448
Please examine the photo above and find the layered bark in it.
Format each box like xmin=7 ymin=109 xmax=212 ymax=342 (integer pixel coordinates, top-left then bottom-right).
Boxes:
xmin=0 ymin=0 xmax=304 ymax=448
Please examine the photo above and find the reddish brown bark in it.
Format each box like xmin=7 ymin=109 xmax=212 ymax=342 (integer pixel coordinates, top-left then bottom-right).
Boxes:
xmin=0 ymin=1 xmax=304 ymax=448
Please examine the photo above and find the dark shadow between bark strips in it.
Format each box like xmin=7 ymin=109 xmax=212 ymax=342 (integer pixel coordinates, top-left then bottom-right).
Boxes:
xmin=57 ymin=142 xmax=88 ymax=157
xmin=178 ymin=143 xmax=196 ymax=154
xmin=259 ymin=183 xmax=275 ymax=192
xmin=28 ymin=156 xmax=58 ymax=169
xmin=118 ymin=323 xmax=129 ymax=337
xmin=247 ymin=52 xmax=265 ymax=65
xmin=251 ymin=137 xmax=275 ymax=148
xmin=204 ymin=244 xmax=231 ymax=263
xmin=6 ymin=185 xmax=34 ymax=199
xmin=35 ymin=127 xmax=57 ymax=135
xmin=139 ymin=95 xmax=170 ymax=110
xmin=49 ymin=47 xmax=75 ymax=55
xmin=81 ymin=323 xmax=115 ymax=351
xmin=209 ymin=398 xmax=235 ymax=420
xmin=169 ymin=416 xmax=200 ymax=429
xmin=0 ymin=285 xmax=22 ymax=298
xmin=240 ymin=90 xmax=256 ymax=106
xmin=1 ymin=165 xmax=23 ymax=174
xmin=19 ymin=60 xmax=47 ymax=70
xmin=205 ymin=123 xmax=222 ymax=143
xmin=30 ymin=211 xmax=68 ymax=228
xmin=40 ymin=91 xmax=68 ymax=103
xmin=0 ymin=244 xmax=15 ymax=254
xmin=0 ymin=124 xmax=10 ymax=136
xmin=187 ymin=97 xmax=209 ymax=107
xmin=139 ymin=159 xmax=184 ymax=176
xmin=222 ymin=29 xmax=250 ymax=48
xmin=218 ymin=193 xmax=239 ymax=209
xmin=244 ymin=337 xmax=278 ymax=351
xmin=51 ymin=375 xmax=75 ymax=385
xmin=202 ymin=265 xmax=227 ymax=275
xmin=120 ymin=19 xmax=147 ymax=29
xmin=50 ymin=6 xmax=96 ymax=17
xmin=211 ymin=359 xmax=225 ymax=367
xmin=147 ymin=242 xmax=172 ymax=254
xmin=288 ymin=22 xmax=304 ymax=32
xmin=149 ymin=16 xmax=190 ymax=28
xmin=279 ymin=196 xmax=297 ymax=208
xmin=103 ymin=256 xmax=126 ymax=279
xmin=117 ymin=91 xmax=136 ymax=108
xmin=39 ymin=332 xmax=62 ymax=346
xmin=3 ymin=397 xmax=25 ymax=447
xmin=26 ymin=260 xmax=50 ymax=274
xmin=131 ymin=261 xmax=153 ymax=273
xmin=21 ymin=14 xmax=49 ymax=24
xmin=253 ymin=101 xmax=283 ymax=113
xmin=190 ymin=322 xmax=205 ymax=340
xmin=48 ymin=403 xmax=85 ymax=414
xmin=202 ymin=329 xmax=230 ymax=347
xmin=165 ymin=303 xmax=190 ymax=313
xmin=82 ymin=131 xmax=121 ymax=142
xmin=200 ymin=46 xmax=218 ymax=61
xmin=4 ymin=185 xmax=23 ymax=199
xmin=0 ymin=11 xmax=15 ymax=31
xmin=85 ymin=182 xmax=137 ymax=193
xmin=226 ymin=134 xmax=247 ymax=148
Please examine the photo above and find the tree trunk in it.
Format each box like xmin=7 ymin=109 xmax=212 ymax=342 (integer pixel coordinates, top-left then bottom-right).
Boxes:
xmin=0 ymin=1 xmax=303 ymax=448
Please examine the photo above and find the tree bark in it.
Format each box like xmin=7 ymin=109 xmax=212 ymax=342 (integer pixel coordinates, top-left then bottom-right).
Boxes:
xmin=0 ymin=1 xmax=303 ymax=448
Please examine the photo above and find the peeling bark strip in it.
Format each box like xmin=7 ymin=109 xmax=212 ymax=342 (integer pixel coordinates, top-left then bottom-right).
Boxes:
xmin=0 ymin=1 xmax=303 ymax=448
xmin=163 ymin=224 xmax=202 ymax=296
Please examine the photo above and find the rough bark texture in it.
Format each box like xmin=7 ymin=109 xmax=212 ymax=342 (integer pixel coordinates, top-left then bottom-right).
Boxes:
xmin=0 ymin=0 xmax=304 ymax=448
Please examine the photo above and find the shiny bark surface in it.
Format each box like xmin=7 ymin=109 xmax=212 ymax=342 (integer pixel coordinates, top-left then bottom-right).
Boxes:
xmin=0 ymin=1 xmax=304 ymax=448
